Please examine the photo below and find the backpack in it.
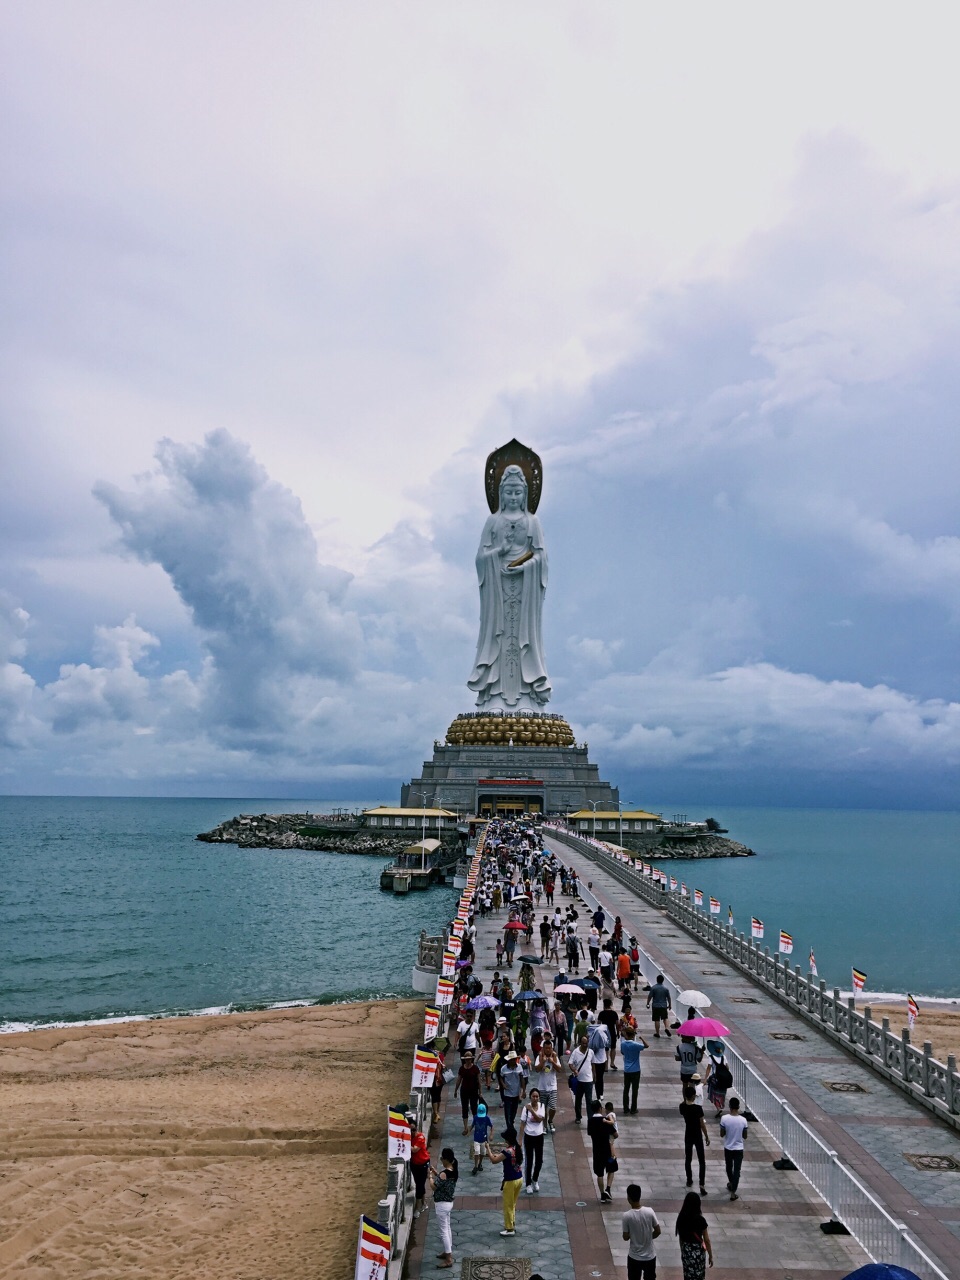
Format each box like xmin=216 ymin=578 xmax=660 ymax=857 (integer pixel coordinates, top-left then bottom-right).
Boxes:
xmin=714 ymin=1062 xmax=733 ymax=1090
xmin=587 ymin=1025 xmax=608 ymax=1053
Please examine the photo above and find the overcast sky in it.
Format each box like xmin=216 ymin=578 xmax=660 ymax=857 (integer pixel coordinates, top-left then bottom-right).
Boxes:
xmin=2 ymin=3 xmax=959 ymax=806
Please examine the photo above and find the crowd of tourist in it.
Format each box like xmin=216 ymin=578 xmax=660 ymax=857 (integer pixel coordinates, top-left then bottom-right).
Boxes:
xmin=416 ymin=817 xmax=738 ymax=1278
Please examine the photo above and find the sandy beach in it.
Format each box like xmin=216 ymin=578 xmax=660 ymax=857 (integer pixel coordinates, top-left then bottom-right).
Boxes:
xmin=866 ymin=1000 xmax=960 ymax=1065
xmin=0 ymin=999 xmax=421 ymax=1279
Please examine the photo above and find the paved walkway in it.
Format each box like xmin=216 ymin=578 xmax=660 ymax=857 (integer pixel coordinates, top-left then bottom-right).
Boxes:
xmin=400 ymin=832 xmax=960 ymax=1280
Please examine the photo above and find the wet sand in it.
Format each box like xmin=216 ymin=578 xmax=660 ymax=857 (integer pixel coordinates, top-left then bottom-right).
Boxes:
xmin=0 ymin=999 xmax=421 ymax=1279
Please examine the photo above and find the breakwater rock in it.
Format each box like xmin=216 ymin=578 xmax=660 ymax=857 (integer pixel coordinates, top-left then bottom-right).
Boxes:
xmin=195 ymin=813 xmax=440 ymax=856
xmin=613 ymin=831 xmax=756 ymax=859
xmin=657 ymin=834 xmax=755 ymax=859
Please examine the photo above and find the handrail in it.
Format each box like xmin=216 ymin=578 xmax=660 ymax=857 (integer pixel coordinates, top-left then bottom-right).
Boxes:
xmin=551 ymin=826 xmax=951 ymax=1280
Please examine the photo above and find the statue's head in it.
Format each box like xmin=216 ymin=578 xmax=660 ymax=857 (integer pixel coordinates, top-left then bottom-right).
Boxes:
xmin=499 ymin=465 xmax=528 ymax=513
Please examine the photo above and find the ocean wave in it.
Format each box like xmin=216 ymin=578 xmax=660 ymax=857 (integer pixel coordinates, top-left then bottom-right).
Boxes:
xmin=0 ymin=990 xmax=413 ymax=1034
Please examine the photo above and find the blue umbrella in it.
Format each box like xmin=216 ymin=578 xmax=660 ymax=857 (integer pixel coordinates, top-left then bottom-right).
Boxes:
xmin=466 ymin=995 xmax=501 ymax=1010
xmin=841 ymin=1268 xmax=921 ymax=1280
xmin=516 ymin=989 xmax=545 ymax=1000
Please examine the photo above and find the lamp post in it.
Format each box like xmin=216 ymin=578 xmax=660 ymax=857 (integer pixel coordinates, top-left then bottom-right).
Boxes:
xmin=587 ymin=799 xmax=601 ymax=841
xmin=416 ymin=790 xmax=429 ymax=872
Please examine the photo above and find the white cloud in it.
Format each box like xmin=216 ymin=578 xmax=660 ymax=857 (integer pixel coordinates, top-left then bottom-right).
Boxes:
xmin=3 ymin=13 xmax=960 ymax=801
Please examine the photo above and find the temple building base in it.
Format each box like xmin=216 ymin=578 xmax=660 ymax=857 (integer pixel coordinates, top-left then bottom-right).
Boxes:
xmin=399 ymin=712 xmax=619 ymax=817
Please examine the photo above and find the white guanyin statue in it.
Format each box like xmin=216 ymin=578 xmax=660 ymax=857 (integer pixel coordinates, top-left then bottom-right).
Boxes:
xmin=468 ymin=460 xmax=551 ymax=712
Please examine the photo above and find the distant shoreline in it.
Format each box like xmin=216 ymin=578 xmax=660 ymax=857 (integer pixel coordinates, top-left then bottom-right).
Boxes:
xmin=0 ymin=991 xmax=412 ymax=1036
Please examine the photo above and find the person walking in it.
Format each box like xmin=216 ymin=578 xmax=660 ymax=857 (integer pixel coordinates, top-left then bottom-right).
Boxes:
xmin=411 ymin=1129 xmax=430 ymax=1218
xmin=568 ymin=1033 xmax=596 ymax=1124
xmin=676 ymin=1035 xmax=703 ymax=1085
xmin=539 ymin=914 xmax=551 ymax=960
xmin=588 ymin=1020 xmax=610 ymax=1100
xmin=646 ymin=973 xmax=673 ymax=1037
xmin=620 ymin=1026 xmax=648 ymax=1114
xmin=705 ymin=1051 xmax=732 ymax=1120
xmin=485 ymin=1128 xmax=525 ymax=1236
xmin=471 ymin=1101 xmax=494 ymax=1175
xmin=621 ymin=1183 xmax=661 ymax=1280
xmin=429 ymin=1147 xmax=459 ymax=1269
xmin=679 ymin=1084 xmax=710 ymax=1195
xmin=455 ymin=1050 xmax=483 ymax=1134
xmin=550 ymin=1001 xmax=569 ymax=1058
xmin=599 ymin=997 xmax=620 ymax=1071
xmin=587 ymin=1098 xmax=618 ymax=1202
xmin=533 ymin=1032 xmax=560 ymax=1132
xmin=565 ymin=927 xmax=584 ymax=974
xmin=675 ymin=1191 xmax=714 ymax=1277
xmin=720 ymin=1098 xmax=748 ymax=1200
xmin=520 ymin=1088 xmax=546 ymax=1193
xmin=498 ymin=1049 xmax=527 ymax=1134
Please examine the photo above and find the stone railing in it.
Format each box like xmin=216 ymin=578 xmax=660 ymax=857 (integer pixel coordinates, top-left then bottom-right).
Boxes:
xmin=361 ymin=949 xmax=456 ymax=1278
xmin=546 ymin=825 xmax=960 ymax=1133
xmin=416 ymin=930 xmax=446 ymax=973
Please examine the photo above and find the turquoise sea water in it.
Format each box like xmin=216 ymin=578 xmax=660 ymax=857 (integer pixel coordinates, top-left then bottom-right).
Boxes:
xmin=1 ymin=798 xmax=957 ymax=1031
xmin=0 ymin=796 xmax=455 ymax=1031
xmin=643 ymin=805 xmax=960 ymax=1001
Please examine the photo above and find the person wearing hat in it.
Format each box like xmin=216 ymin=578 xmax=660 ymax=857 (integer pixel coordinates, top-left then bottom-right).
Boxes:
xmin=471 ymin=1100 xmax=494 ymax=1174
xmin=455 ymin=1050 xmax=483 ymax=1135
xmin=498 ymin=1049 xmax=528 ymax=1134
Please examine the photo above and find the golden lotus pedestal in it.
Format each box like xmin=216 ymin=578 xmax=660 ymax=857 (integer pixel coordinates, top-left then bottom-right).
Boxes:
xmin=444 ymin=712 xmax=575 ymax=749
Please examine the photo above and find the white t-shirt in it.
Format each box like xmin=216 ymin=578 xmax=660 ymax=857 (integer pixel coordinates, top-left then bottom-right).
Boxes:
xmin=568 ymin=1045 xmax=595 ymax=1083
xmin=622 ymin=1206 xmax=660 ymax=1261
xmin=721 ymin=1113 xmax=748 ymax=1150
xmin=521 ymin=1101 xmax=545 ymax=1136
xmin=535 ymin=1050 xmax=559 ymax=1092
xmin=457 ymin=1021 xmax=480 ymax=1051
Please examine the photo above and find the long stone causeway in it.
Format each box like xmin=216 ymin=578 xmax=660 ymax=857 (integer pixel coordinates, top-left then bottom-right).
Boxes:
xmin=383 ymin=831 xmax=959 ymax=1280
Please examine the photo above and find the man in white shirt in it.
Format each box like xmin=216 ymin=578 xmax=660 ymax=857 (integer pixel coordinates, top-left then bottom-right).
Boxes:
xmin=456 ymin=1012 xmax=481 ymax=1058
xmin=621 ymin=1182 xmax=660 ymax=1280
xmin=720 ymin=1097 xmax=748 ymax=1200
xmin=568 ymin=1033 xmax=595 ymax=1124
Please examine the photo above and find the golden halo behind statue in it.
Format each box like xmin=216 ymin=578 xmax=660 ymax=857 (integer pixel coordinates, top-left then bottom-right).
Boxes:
xmin=484 ymin=438 xmax=543 ymax=514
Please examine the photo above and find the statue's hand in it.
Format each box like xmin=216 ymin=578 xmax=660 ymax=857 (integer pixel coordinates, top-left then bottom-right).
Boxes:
xmin=506 ymin=550 xmax=534 ymax=569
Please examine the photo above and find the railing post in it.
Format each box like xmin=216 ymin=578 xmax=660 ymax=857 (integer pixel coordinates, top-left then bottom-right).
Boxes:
xmin=377 ymin=1196 xmax=394 ymax=1255
xmin=948 ymin=1055 xmax=960 ymax=1114
xmin=922 ymin=1042 xmax=934 ymax=1097
xmin=773 ymin=1098 xmax=797 ymax=1170
xmin=820 ymin=1153 xmax=850 ymax=1235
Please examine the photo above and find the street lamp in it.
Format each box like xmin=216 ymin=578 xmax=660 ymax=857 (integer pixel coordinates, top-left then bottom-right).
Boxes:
xmin=415 ymin=789 xmax=430 ymax=871
xmin=586 ymin=799 xmax=601 ymax=840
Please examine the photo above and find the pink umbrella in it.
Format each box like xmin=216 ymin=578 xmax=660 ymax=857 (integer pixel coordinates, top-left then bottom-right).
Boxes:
xmin=503 ymin=921 xmax=528 ymax=930
xmin=554 ymin=983 xmax=584 ymax=993
xmin=676 ymin=1017 xmax=730 ymax=1038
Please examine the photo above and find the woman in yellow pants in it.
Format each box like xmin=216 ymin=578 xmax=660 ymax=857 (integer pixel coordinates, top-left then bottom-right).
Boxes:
xmin=485 ymin=1128 xmax=525 ymax=1236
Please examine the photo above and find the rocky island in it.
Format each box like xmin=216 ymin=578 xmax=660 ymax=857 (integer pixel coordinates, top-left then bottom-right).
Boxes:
xmin=195 ymin=812 xmax=444 ymax=856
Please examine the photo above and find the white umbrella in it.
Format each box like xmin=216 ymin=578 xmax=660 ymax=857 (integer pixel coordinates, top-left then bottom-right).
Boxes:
xmin=678 ymin=988 xmax=711 ymax=1008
